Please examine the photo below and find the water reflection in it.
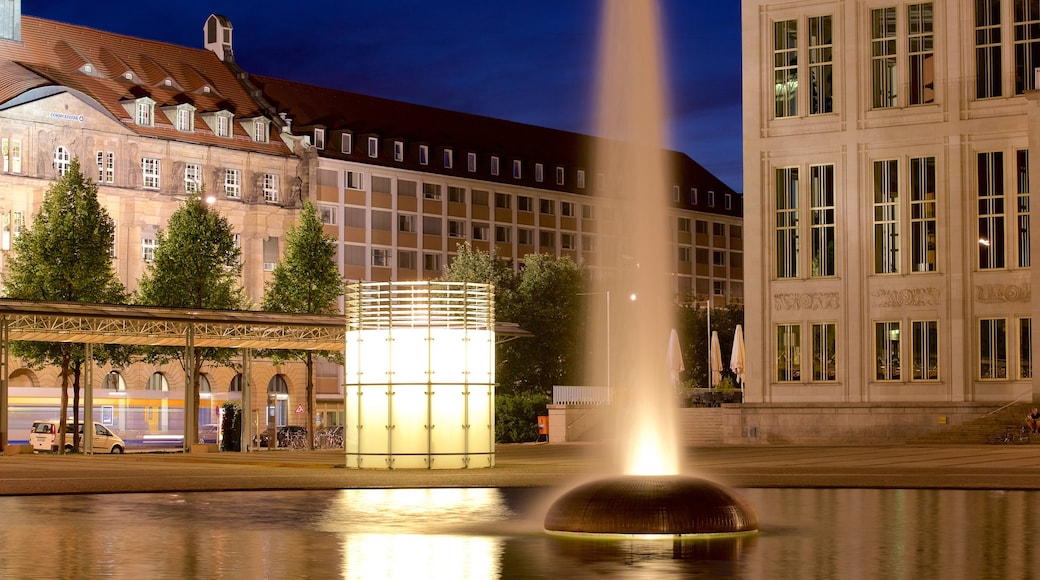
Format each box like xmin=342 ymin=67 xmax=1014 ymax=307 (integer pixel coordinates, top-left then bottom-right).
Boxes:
xmin=0 ymin=488 xmax=1037 ymax=579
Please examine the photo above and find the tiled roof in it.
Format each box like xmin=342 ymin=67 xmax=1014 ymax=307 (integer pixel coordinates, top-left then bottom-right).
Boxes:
xmin=252 ymin=74 xmax=740 ymax=215
xmin=0 ymin=16 xmax=291 ymax=156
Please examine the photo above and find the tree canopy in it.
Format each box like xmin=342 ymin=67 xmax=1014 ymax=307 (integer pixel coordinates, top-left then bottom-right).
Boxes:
xmin=136 ymin=193 xmax=244 ymax=311
xmin=443 ymin=242 xmax=583 ymax=396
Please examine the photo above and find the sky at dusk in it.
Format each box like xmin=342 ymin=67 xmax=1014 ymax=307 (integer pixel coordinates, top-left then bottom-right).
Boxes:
xmin=22 ymin=1 xmax=744 ymax=191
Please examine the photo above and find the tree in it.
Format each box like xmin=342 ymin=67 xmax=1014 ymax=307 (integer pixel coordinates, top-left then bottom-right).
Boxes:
xmin=136 ymin=193 xmax=245 ymax=444
xmin=442 ymin=241 xmax=516 ymax=301
xmin=444 ymin=244 xmax=583 ymax=395
xmin=3 ymin=158 xmax=128 ymax=453
xmin=261 ymin=200 xmax=343 ymax=448
xmin=498 ymin=253 xmax=583 ymax=395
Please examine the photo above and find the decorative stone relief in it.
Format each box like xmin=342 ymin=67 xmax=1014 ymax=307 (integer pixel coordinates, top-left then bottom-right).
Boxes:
xmin=773 ymin=292 xmax=840 ymax=311
xmin=871 ymin=288 xmax=941 ymax=307
xmin=976 ymin=283 xmax=1031 ymax=303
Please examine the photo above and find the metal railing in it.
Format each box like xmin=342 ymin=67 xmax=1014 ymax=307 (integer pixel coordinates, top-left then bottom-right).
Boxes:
xmin=552 ymin=385 xmax=613 ymax=406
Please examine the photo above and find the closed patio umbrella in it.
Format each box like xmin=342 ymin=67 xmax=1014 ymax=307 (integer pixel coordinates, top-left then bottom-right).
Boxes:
xmin=667 ymin=328 xmax=685 ymax=384
xmin=730 ymin=324 xmax=746 ymax=387
xmin=710 ymin=330 xmax=723 ymax=388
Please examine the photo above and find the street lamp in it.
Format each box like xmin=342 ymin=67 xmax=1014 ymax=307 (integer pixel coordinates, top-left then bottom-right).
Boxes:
xmin=579 ymin=291 xmax=637 ymax=391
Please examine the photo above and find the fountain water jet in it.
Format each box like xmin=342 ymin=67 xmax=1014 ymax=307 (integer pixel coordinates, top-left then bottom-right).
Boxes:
xmin=543 ymin=0 xmax=757 ymax=538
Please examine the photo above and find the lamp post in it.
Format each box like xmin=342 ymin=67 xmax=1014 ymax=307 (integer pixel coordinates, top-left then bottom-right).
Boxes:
xmin=579 ymin=291 xmax=639 ymax=392
xmin=579 ymin=291 xmax=611 ymax=391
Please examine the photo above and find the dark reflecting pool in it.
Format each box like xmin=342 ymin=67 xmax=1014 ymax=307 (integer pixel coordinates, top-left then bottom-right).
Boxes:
xmin=0 ymin=487 xmax=1037 ymax=579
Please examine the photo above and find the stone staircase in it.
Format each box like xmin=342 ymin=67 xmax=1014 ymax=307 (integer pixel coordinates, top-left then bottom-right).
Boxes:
xmin=678 ymin=407 xmax=724 ymax=445
xmin=910 ymin=403 xmax=1036 ymax=444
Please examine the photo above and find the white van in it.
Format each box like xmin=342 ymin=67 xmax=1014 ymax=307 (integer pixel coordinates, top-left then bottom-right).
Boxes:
xmin=29 ymin=420 xmax=125 ymax=454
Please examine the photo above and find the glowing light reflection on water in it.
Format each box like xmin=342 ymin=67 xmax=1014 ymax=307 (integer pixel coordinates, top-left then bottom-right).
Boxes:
xmin=0 ymin=487 xmax=1038 ymax=579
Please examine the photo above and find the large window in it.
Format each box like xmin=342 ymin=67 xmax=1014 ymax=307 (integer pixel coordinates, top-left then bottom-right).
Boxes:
xmin=263 ymin=173 xmax=279 ymax=203
xmin=141 ymin=238 xmax=156 ymax=262
xmin=1021 ymin=318 xmax=1033 ymax=379
xmin=54 ymin=146 xmax=70 ymax=177
xmin=978 ymin=151 xmax=1005 ymax=269
xmin=184 ymin=163 xmax=201 ymax=194
xmin=910 ymin=157 xmax=937 ymax=272
xmin=1018 ymin=150 xmax=1031 ymax=267
xmin=871 ymin=7 xmax=898 ymax=108
xmin=142 ymin=158 xmax=160 ymax=190
xmin=908 ymin=3 xmax=934 ymax=105
xmin=96 ymin=151 xmax=114 ymax=184
xmin=808 ymin=15 xmax=833 ymax=114
xmin=980 ymin=318 xmax=1007 ymax=379
xmin=873 ymin=160 xmax=899 ymax=274
xmin=777 ymin=324 xmax=801 ymax=381
xmin=811 ymin=323 xmax=837 ymax=381
xmin=776 ymin=167 xmax=799 ymax=278
xmin=1015 ymin=0 xmax=1040 ymax=93
xmin=423 ymin=183 xmax=442 ymax=201
xmin=774 ymin=19 xmax=798 ymax=118
xmin=976 ymin=0 xmax=1002 ymax=98
xmin=225 ymin=168 xmax=241 ymax=198
xmin=398 ymin=214 xmax=416 ymax=233
xmin=912 ymin=320 xmax=939 ymax=380
xmin=875 ymin=321 xmax=901 ymax=381
xmin=810 ymin=164 xmax=835 ymax=276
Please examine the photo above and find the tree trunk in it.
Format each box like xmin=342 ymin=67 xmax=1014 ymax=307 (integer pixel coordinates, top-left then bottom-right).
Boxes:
xmin=306 ymin=352 xmax=315 ymax=450
xmin=71 ymin=360 xmax=82 ymax=451
xmin=57 ymin=348 xmax=70 ymax=455
xmin=192 ymin=348 xmax=203 ymax=444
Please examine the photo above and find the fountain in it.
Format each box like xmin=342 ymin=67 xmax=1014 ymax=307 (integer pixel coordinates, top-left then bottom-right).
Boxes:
xmin=543 ymin=0 xmax=757 ymax=538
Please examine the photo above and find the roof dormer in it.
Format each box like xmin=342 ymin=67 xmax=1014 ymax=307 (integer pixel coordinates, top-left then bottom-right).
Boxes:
xmin=121 ymin=96 xmax=156 ymax=127
xmin=201 ymin=109 xmax=234 ymax=138
xmin=204 ymin=14 xmax=234 ymax=62
xmin=241 ymin=116 xmax=270 ymax=144
xmin=162 ymin=102 xmax=196 ymax=132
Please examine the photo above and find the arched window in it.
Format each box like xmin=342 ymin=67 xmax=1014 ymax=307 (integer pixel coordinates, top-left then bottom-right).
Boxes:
xmin=104 ymin=371 xmax=126 ymax=391
xmin=267 ymin=374 xmax=289 ymax=426
xmin=267 ymin=374 xmax=288 ymax=395
xmin=54 ymin=146 xmax=70 ymax=176
xmin=229 ymin=373 xmax=242 ymax=392
xmin=146 ymin=372 xmax=169 ymax=391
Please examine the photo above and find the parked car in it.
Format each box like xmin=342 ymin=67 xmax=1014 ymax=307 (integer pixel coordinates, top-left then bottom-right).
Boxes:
xmin=30 ymin=420 xmax=125 ymax=454
xmin=199 ymin=423 xmax=220 ymax=444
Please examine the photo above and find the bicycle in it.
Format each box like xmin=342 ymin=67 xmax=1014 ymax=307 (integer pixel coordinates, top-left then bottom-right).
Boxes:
xmin=987 ymin=426 xmax=1031 ymax=445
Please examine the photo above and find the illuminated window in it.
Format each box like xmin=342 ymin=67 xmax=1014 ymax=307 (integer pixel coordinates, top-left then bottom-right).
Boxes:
xmin=875 ymin=321 xmax=901 ymax=380
xmin=980 ymin=318 xmax=1007 ymax=379
xmin=184 ymin=163 xmax=202 ymax=194
xmin=142 ymin=158 xmax=160 ymax=189
xmin=225 ymin=168 xmax=241 ymax=198
xmin=263 ymin=173 xmax=279 ymax=203
xmin=54 ymin=146 xmax=70 ymax=176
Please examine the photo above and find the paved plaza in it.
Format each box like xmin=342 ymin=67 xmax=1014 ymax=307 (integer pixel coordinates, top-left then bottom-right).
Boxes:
xmin=2 ymin=443 xmax=1040 ymax=495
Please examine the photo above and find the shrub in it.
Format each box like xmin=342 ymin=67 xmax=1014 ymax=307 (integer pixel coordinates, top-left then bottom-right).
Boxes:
xmin=220 ymin=402 xmax=242 ymax=451
xmin=495 ymin=391 xmax=551 ymax=443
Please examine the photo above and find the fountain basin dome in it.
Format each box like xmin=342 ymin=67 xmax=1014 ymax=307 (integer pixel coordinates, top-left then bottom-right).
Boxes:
xmin=544 ymin=475 xmax=758 ymax=537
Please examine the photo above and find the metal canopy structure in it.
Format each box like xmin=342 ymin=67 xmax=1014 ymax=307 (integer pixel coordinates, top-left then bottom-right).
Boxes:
xmin=0 ymin=299 xmax=347 ymax=455
xmin=0 ymin=299 xmax=527 ymax=455
xmin=0 ymin=299 xmax=347 ymax=350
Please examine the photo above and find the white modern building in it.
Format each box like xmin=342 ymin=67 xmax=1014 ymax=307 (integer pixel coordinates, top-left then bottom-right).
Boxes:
xmin=742 ymin=0 xmax=1039 ymax=437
